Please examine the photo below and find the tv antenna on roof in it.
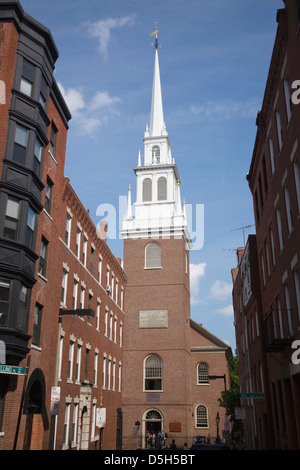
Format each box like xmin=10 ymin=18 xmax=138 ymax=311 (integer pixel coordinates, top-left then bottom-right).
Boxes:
xmin=231 ymin=224 xmax=255 ymax=246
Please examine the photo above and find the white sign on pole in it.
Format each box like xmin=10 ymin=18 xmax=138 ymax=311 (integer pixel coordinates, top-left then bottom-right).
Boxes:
xmin=235 ymin=407 xmax=246 ymax=419
xmin=96 ymin=408 xmax=106 ymax=428
xmin=51 ymin=386 xmax=61 ymax=401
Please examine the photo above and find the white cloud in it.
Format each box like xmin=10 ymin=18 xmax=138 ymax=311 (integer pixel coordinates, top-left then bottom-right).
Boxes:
xmin=213 ymin=305 xmax=234 ymax=317
xmin=87 ymin=15 xmax=136 ymax=59
xmin=190 ymin=262 xmax=206 ymax=306
xmin=210 ymin=280 xmax=232 ymax=301
xmin=58 ymin=85 xmax=85 ymax=116
xmin=58 ymin=83 xmax=121 ymax=136
xmin=189 ymin=98 xmax=260 ymax=122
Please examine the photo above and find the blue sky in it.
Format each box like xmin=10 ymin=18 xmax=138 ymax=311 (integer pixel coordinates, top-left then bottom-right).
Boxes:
xmin=21 ymin=0 xmax=284 ymax=349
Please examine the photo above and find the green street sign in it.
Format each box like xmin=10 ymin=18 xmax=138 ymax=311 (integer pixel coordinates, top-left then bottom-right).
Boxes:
xmin=240 ymin=392 xmax=265 ymax=399
xmin=0 ymin=365 xmax=26 ymax=375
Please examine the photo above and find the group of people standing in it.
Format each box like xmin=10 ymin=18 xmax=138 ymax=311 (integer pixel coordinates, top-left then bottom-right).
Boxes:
xmin=145 ymin=430 xmax=167 ymax=449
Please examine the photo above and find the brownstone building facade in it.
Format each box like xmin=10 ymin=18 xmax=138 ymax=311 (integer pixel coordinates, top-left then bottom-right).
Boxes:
xmin=0 ymin=0 xmax=125 ymax=450
xmin=233 ymin=0 xmax=300 ymax=450
xmin=121 ymin=32 xmax=231 ymax=449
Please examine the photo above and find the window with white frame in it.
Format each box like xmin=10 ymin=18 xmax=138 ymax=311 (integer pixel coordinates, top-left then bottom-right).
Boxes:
xmin=72 ymin=278 xmax=78 ymax=310
xmin=96 ymin=301 xmax=100 ymax=330
xmin=275 ymin=108 xmax=283 ymax=150
xmin=82 ymin=235 xmax=87 ymax=267
xmin=145 ymin=242 xmax=161 ymax=269
xmin=260 ymin=250 xmax=266 ymax=287
xmin=276 ymin=296 xmax=284 ymax=338
xmin=91 ymin=403 xmax=96 ymax=439
xmin=76 ymin=226 xmax=81 ymax=259
xmin=268 ymin=135 xmax=275 ymax=175
xmin=157 ymin=176 xmax=167 ymax=201
xmin=75 ymin=343 xmax=82 ymax=383
xmin=264 ymin=238 xmax=270 ymax=278
xmin=20 ymin=59 xmax=35 ymax=97
xmin=61 ymin=269 xmax=68 ymax=306
xmin=283 ymin=75 xmax=292 ymax=122
xmin=58 ymin=332 xmax=64 ymax=380
xmin=68 ymin=339 xmax=75 ymax=381
xmin=197 ymin=362 xmax=209 ymax=384
xmin=143 ymin=177 xmax=152 ymax=202
xmin=121 ymin=287 xmax=124 ymax=311
xmin=284 ymin=282 xmax=293 ymax=335
xmin=72 ymin=402 xmax=79 ymax=445
xmin=102 ymin=355 xmax=107 ymax=389
xmin=107 ymin=356 xmax=112 ymax=390
xmin=118 ymin=362 xmax=122 ymax=392
xmin=104 ymin=308 xmax=108 ymax=336
xmin=80 ymin=284 xmax=85 ymax=309
xmin=144 ymin=354 xmax=162 ymax=391
xmin=114 ymin=316 xmax=117 ymax=343
xmin=276 ymin=206 xmax=284 ymax=252
xmin=63 ymin=402 xmax=71 ymax=446
xmin=112 ymin=358 xmax=116 ymax=391
xmin=94 ymin=351 xmax=98 ymax=386
xmin=119 ymin=321 xmax=123 ymax=348
xmin=98 ymin=256 xmax=102 ymax=285
xmin=65 ymin=211 xmax=72 ymax=247
xmin=284 ymin=183 xmax=293 ymax=234
xmin=269 ymin=225 xmax=276 ymax=267
xmin=195 ymin=404 xmax=208 ymax=428
xmin=115 ymin=279 xmax=118 ymax=304
xmin=109 ymin=311 xmax=113 ymax=340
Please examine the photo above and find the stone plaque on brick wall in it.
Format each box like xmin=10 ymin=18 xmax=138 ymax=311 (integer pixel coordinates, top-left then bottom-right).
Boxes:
xmin=139 ymin=310 xmax=168 ymax=329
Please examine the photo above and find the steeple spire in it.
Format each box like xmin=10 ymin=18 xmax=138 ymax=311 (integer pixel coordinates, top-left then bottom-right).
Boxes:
xmin=149 ymin=24 xmax=165 ymax=137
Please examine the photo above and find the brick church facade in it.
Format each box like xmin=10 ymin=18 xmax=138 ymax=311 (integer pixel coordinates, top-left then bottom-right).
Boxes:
xmin=120 ymin=29 xmax=231 ymax=449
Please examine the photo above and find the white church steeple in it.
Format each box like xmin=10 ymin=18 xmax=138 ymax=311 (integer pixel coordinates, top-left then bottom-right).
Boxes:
xmin=149 ymin=30 xmax=165 ymax=138
xmin=121 ymin=27 xmax=192 ymax=249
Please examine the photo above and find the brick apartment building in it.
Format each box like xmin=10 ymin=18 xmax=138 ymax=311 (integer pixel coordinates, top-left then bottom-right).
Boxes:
xmin=0 ymin=0 xmax=125 ymax=450
xmin=120 ymin=31 xmax=231 ymax=449
xmin=232 ymin=238 xmax=273 ymax=449
xmin=233 ymin=0 xmax=300 ymax=450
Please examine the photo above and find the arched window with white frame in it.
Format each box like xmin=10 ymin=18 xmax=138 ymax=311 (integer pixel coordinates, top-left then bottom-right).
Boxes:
xmin=144 ymin=354 xmax=163 ymax=391
xmin=195 ymin=404 xmax=208 ymax=428
xmin=197 ymin=362 xmax=209 ymax=384
xmin=142 ymin=177 xmax=152 ymax=202
xmin=152 ymin=145 xmax=160 ymax=164
xmin=145 ymin=242 xmax=161 ymax=269
xmin=157 ymin=176 xmax=167 ymax=201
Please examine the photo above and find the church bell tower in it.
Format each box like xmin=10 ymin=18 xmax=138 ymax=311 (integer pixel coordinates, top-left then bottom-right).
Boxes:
xmin=120 ymin=27 xmax=193 ymax=449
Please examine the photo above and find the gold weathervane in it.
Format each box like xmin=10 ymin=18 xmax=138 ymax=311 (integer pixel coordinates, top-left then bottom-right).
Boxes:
xmin=150 ymin=22 xmax=160 ymax=49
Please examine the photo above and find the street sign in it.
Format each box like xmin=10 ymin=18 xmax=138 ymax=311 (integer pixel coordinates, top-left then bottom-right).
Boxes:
xmin=0 ymin=365 xmax=26 ymax=375
xmin=96 ymin=408 xmax=106 ymax=428
xmin=50 ymin=401 xmax=59 ymax=416
xmin=235 ymin=407 xmax=246 ymax=419
xmin=51 ymin=386 xmax=61 ymax=401
xmin=239 ymin=392 xmax=265 ymax=398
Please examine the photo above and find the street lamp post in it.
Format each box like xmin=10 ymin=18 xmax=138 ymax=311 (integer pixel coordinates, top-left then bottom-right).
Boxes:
xmin=48 ymin=308 xmax=94 ymax=450
xmin=208 ymin=374 xmax=229 ymax=443
xmin=216 ymin=412 xmax=220 ymax=443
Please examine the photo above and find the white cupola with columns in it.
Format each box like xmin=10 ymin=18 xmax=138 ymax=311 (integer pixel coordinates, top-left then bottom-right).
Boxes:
xmin=121 ymin=27 xmax=192 ymax=249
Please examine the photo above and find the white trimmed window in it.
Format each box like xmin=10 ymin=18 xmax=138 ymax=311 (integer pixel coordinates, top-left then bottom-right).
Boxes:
xmin=142 ymin=178 xmax=152 ymax=202
xmin=145 ymin=242 xmax=161 ymax=269
xmin=157 ymin=176 xmax=167 ymax=201
xmin=144 ymin=354 xmax=162 ymax=391
xmin=195 ymin=404 xmax=208 ymax=428
xmin=197 ymin=362 xmax=209 ymax=384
